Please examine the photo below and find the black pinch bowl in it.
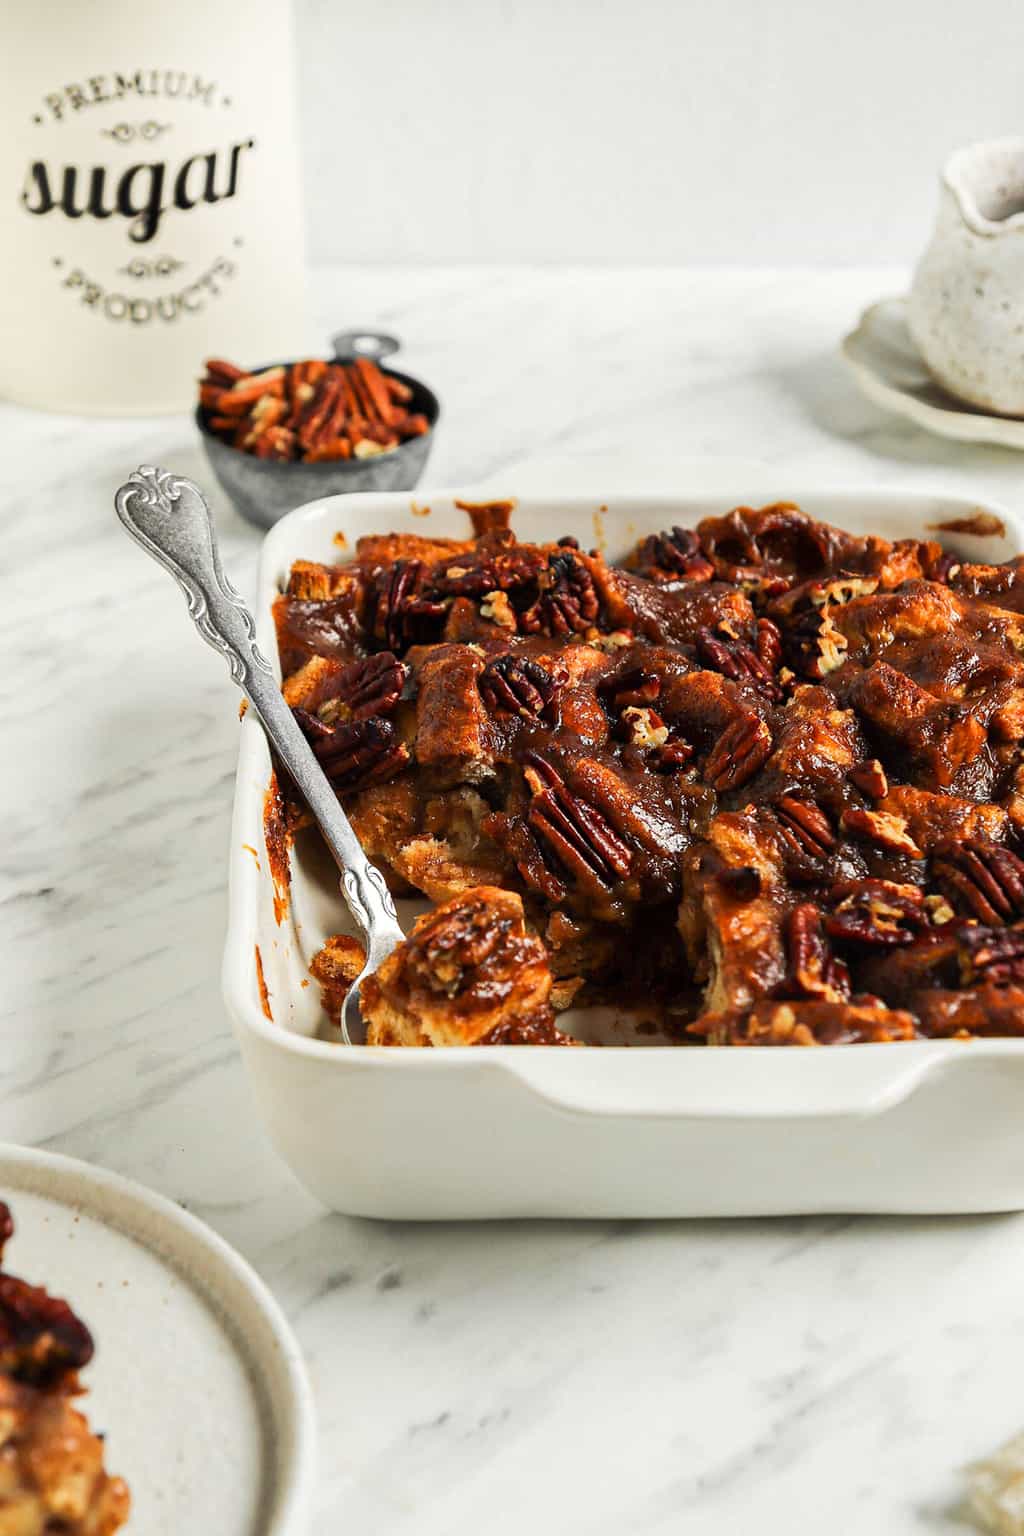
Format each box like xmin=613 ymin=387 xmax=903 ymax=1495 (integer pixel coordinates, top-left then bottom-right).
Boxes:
xmin=194 ymin=331 xmax=441 ymax=530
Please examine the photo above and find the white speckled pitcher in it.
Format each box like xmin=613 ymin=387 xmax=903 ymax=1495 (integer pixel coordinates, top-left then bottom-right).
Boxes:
xmin=909 ymin=138 xmax=1024 ymax=416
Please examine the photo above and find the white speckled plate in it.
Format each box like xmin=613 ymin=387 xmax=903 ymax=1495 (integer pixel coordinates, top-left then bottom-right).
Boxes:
xmin=841 ymin=295 xmax=1024 ymax=449
xmin=0 ymin=1145 xmax=314 ymax=1534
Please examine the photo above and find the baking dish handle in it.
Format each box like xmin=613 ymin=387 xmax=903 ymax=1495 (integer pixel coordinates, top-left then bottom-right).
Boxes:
xmin=493 ymin=1044 xmax=1012 ymax=1120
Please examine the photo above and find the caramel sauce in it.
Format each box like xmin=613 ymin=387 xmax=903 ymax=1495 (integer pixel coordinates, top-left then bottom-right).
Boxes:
xmin=262 ymin=772 xmax=291 ymax=926
xmin=254 ymin=945 xmax=273 ymax=1021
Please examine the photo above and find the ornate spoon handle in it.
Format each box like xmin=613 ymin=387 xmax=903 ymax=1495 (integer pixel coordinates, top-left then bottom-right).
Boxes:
xmin=114 ymin=466 xmax=405 ymax=977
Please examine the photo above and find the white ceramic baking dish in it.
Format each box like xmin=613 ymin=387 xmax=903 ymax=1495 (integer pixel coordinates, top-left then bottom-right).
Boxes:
xmin=223 ymin=478 xmax=1024 ymax=1218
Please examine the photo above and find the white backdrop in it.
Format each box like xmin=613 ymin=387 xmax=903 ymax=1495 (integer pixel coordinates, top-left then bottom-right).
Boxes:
xmin=296 ymin=0 xmax=1023 ymax=266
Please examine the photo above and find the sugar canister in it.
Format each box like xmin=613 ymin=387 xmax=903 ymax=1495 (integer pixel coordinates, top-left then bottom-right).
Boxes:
xmin=0 ymin=0 xmax=308 ymax=414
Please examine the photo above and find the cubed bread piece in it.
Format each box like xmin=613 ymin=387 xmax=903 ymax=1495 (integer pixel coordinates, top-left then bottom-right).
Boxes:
xmin=360 ymin=887 xmax=576 ymax=1046
xmin=286 ymin=559 xmax=359 ymax=601
xmin=762 ymin=685 xmax=866 ymax=795
xmin=347 ymin=783 xmax=509 ymax=902
xmin=408 ymin=644 xmax=493 ymax=786
xmin=877 ymin=785 xmax=1008 ymax=853
xmin=613 ymin=572 xmax=759 ymax=649
xmin=310 ymin=934 xmax=366 ymax=1026
xmin=681 ymin=809 xmax=788 ymax=1013
xmin=846 ymin=661 xmax=985 ymax=786
xmin=951 ymin=558 xmax=1024 ymax=611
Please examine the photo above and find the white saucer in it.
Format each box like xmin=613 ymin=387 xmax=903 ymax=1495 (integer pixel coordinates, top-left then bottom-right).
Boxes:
xmin=0 ymin=1144 xmax=314 ymax=1535
xmin=841 ymin=296 xmax=1024 ymax=450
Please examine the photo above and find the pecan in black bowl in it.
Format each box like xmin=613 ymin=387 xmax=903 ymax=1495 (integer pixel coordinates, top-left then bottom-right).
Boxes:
xmin=195 ymin=330 xmax=440 ymax=529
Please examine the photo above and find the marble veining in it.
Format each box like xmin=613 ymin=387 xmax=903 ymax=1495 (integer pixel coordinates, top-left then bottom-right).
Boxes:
xmin=4 ymin=267 xmax=1024 ymax=1533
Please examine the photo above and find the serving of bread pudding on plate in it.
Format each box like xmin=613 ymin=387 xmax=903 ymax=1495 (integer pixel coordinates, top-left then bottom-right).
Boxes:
xmin=0 ymin=1202 xmax=129 ymax=1535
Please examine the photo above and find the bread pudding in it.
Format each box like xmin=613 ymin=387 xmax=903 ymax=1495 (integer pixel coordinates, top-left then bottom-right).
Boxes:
xmin=273 ymin=498 xmax=1024 ymax=1045
xmin=0 ymin=1202 xmax=130 ymax=1533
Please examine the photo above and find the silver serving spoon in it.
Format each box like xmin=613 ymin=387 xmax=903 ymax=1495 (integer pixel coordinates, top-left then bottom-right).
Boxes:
xmin=114 ymin=464 xmax=404 ymax=1044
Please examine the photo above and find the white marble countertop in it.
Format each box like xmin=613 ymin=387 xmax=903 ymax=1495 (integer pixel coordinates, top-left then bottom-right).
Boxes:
xmin=4 ymin=266 xmax=1024 ymax=1534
